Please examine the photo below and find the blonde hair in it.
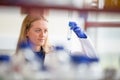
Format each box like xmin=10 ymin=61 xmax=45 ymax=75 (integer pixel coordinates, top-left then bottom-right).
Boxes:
xmin=15 ymin=15 xmax=50 ymax=54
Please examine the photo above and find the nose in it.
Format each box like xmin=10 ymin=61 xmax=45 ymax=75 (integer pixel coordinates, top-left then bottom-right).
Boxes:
xmin=40 ymin=31 xmax=46 ymax=37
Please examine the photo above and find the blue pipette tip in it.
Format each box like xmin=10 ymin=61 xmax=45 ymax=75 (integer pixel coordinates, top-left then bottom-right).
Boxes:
xmin=69 ymin=21 xmax=77 ymax=29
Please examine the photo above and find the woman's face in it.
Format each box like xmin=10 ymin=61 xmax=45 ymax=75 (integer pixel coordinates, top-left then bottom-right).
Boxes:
xmin=26 ymin=20 xmax=48 ymax=47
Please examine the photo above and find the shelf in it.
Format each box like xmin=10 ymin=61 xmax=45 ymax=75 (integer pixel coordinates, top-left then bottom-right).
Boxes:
xmin=0 ymin=0 xmax=120 ymax=12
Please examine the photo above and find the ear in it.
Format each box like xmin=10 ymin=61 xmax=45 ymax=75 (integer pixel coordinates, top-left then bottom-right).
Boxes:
xmin=26 ymin=29 xmax=29 ymax=37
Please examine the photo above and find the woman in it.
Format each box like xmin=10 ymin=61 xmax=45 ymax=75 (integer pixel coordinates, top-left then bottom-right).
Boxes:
xmin=13 ymin=14 xmax=51 ymax=72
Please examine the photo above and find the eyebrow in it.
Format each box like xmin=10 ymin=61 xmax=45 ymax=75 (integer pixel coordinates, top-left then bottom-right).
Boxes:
xmin=34 ymin=27 xmax=48 ymax=30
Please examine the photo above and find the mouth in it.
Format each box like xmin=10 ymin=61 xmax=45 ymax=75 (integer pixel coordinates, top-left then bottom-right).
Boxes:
xmin=38 ymin=39 xmax=45 ymax=41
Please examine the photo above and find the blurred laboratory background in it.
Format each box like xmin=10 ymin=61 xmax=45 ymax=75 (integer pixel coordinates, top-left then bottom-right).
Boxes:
xmin=0 ymin=0 xmax=120 ymax=80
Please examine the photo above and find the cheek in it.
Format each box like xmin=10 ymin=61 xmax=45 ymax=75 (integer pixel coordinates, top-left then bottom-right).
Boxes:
xmin=45 ymin=33 xmax=48 ymax=38
xmin=27 ymin=32 xmax=38 ymax=41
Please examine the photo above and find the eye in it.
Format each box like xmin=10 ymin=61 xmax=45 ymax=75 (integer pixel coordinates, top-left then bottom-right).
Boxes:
xmin=44 ymin=29 xmax=48 ymax=33
xmin=35 ymin=29 xmax=41 ymax=32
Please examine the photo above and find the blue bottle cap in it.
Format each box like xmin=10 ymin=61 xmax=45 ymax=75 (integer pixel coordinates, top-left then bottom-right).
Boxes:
xmin=0 ymin=55 xmax=10 ymax=62
xmin=70 ymin=54 xmax=99 ymax=65
xmin=54 ymin=45 xmax=64 ymax=51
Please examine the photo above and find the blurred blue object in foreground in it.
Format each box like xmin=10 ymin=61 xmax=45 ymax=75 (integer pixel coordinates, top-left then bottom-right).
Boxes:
xmin=54 ymin=45 xmax=64 ymax=51
xmin=0 ymin=54 xmax=12 ymax=80
xmin=70 ymin=54 xmax=99 ymax=65
xmin=0 ymin=55 xmax=11 ymax=62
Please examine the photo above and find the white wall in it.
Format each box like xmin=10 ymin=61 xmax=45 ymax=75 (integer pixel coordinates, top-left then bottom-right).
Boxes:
xmin=87 ymin=12 xmax=120 ymax=54
xmin=0 ymin=6 xmax=26 ymax=50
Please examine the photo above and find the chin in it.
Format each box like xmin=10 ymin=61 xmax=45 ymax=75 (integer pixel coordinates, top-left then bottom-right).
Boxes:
xmin=37 ymin=43 xmax=44 ymax=46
